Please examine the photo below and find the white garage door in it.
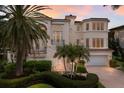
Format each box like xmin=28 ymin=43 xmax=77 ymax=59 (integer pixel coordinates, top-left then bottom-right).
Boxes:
xmin=87 ymin=55 xmax=108 ymax=66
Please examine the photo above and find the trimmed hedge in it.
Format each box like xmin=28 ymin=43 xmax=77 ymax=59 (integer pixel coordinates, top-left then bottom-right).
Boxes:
xmin=3 ymin=60 xmax=51 ymax=77
xmin=76 ymin=64 xmax=87 ymax=73
xmin=23 ymin=60 xmax=52 ymax=73
xmin=63 ymin=74 xmax=86 ymax=80
xmin=0 ymin=72 xmax=99 ymax=88
xmin=4 ymin=63 xmax=16 ymax=75
xmin=109 ymin=59 xmax=119 ymax=67
xmin=0 ymin=61 xmax=7 ymax=73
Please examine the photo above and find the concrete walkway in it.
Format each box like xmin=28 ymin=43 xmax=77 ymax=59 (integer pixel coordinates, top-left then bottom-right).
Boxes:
xmin=87 ymin=66 xmax=124 ymax=88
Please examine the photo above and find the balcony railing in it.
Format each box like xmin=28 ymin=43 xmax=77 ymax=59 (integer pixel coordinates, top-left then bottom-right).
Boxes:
xmin=28 ymin=48 xmax=47 ymax=58
xmin=51 ymin=40 xmax=65 ymax=46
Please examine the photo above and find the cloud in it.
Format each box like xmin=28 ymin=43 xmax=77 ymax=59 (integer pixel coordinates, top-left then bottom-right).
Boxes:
xmin=114 ymin=6 xmax=124 ymax=16
xmin=41 ymin=5 xmax=92 ymax=20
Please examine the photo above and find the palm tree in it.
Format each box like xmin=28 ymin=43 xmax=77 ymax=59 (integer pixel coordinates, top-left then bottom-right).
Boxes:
xmin=76 ymin=45 xmax=90 ymax=62
xmin=0 ymin=5 xmax=49 ymax=76
xmin=75 ymin=45 xmax=90 ymax=71
xmin=67 ymin=44 xmax=90 ymax=76
xmin=59 ymin=44 xmax=77 ymax=78
xmin=54 ymin=45 xmax=68 ymax=72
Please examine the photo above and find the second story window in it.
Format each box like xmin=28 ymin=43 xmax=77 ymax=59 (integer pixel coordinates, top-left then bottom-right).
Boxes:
xmin=86 ymin=23 xmax=89 ymax=30
xmin=92 ymin=22 xmax=96 ymax=30
xmin=54 ymin=31 xmax=62 ymax=42
xmin=97 ymin=23 xmax=100 ymax=30
xmin=53 ymin=31 xmax=63 ymax=46
xmin=101 ymin=23 xmax=104 ymax=30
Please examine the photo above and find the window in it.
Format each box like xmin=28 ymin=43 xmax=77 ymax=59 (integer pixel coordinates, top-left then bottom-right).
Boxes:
xmin=93 ymin=38 xmax=95 ymax=47
xmin=63 ymin=40 xmax=65 ymax=45
xmin=92 ymin=22 xmax=96 ymax=30
xmin=86 ymin=38 xmax=89 ymax=47
xmin=86 ymin=23 xmax=89 ymax=30
xmin=101 ymin=23 xmax=104 ymax=30
xmin=96 ymin=38 xmax=100 ymax=47
xmin=92 ymin=38 xmax=104 ymax=48
xmin=51 ymin=39 xmax=54 ymax=45
xmin=101 ymin=38 xmax=104 ymax=47
xmin=53 ymin=31 xmax=64 ymax=46
xmin=76 ymin=39 xmax=80 ymax=45
xmin=54 ymin=31 xmax=62 ymax=42
xmin=97 ymin=23 xmax=100 ymax=30
xmin=92 ymin=22 xmax=105 ymax=31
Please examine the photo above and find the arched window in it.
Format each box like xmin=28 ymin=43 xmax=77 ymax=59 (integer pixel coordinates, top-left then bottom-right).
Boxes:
xmin=40 ymin=24 xmax=47 ymax=31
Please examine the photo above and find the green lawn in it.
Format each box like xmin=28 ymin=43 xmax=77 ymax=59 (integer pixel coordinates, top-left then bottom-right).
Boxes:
xmin=28 ymin=83 xmax=53 ymax=88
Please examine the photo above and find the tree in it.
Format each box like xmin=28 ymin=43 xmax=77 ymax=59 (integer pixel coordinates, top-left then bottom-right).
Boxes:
xmin=107 ymin=5 xmax=124 ymax=60
xmin=76 ymin=45 xmax=90 ymax=62
xmin=55 ymin=44 xmax=90 ymax=78
xmin=104 ymin=5 xmax=121 ymax=10
xmin=65 ymin=44 xmax=77 ymax=78
xmin=74 ymin=45 xmax=90 ymax=72
xmin=0 ymin=5 xmax=49 ymax=76
xmin=54 ymin=45 xmax=68 ymax=72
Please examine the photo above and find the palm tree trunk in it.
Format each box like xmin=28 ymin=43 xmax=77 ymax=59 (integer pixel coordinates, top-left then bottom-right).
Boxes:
xmin=63 ymin=58 xmax=67 ymax=72
xmin=16 ymin=48 xmax=25 ymax=76
xmin=71 ymin=62 xmax=74 ymax=79
xmin=74 ymin=63 xmax=77 ymax=73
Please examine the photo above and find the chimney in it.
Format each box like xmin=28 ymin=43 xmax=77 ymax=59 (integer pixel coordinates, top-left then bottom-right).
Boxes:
xmin=65 ymin=14 xmax=76 ymax=20
xmin=65 ymin=14 xmax=76 ymax=25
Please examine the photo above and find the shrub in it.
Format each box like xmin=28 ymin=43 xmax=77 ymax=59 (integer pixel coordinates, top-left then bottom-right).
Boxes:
xmin=0 ymin=72 xmax=99 ymax=88
xmin=2 ymin=60 xmax=52 ymax=78
xmin=76 ymin=63 xmax=87 ymax=73
xmin=24 ymin=60 xmax=52 ymax=73
xmin=0 ymin=61 xmax=7 ymax=73
xmin=109 ymin=59 xmax=119 ymax=67
xmin=63 ymin=74 xmax=86 ymax=80
xmin=78 ymin=60 xmax=85 ymax=66
xmin=4 ymin=63 xmax=16 ymax=74
xmin=28 ymin=83 xmax=53 ymax=88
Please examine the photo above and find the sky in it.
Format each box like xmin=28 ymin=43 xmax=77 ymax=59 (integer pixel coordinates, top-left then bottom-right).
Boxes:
xmin=41 ymin=5 xmax=124 ymax=29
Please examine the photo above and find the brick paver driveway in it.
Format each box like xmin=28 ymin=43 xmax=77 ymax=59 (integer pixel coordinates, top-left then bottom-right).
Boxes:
xmin=87 ymin=66 xmax=124 ymax=88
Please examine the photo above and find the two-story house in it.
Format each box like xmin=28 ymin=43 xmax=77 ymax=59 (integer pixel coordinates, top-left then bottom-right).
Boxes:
xmin=7 ymin=14 xmax=112 ymax=71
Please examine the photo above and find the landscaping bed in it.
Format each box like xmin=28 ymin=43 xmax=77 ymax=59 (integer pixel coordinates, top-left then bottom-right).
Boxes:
xmin=0 ymin=60 xmax=52 ymax=79
xmin=0 ymin=71 xmax=99 ymax=88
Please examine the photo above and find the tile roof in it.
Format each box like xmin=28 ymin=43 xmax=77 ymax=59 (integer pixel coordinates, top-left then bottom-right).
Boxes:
xmin=83 ymin=18 xmax=110 ymax=22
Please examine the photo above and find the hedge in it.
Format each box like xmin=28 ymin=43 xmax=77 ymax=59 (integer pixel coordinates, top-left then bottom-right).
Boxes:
xmin=109 ymin=59 xmax=119 ymax=68
xmin=0 ymin=72 xmax=99 ymax=88
xmin=0 ymin=61 xmax=7 ymax=73
xmin=76 ymin=64 xmax=87 ymax=73
xmin=3 ymin=60 xmax=51 ymax=76
xmin=23 ymin=60 xmax=52 ymax=73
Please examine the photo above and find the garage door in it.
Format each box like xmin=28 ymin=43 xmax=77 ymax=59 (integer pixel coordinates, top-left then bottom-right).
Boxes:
xmin=86 ymin=55 xmax=108 ymax=66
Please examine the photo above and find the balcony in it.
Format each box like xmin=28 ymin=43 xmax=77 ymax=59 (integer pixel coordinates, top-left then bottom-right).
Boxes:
xmin=51 ymin=40 xmax=65 ymax=46
xmin=28 ymin=48 xmax=47 ymax=58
